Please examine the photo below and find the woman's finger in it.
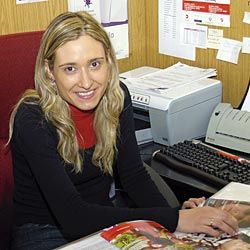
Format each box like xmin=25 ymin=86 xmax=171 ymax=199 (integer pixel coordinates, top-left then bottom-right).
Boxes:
xmin=182 ymin=197 xmax=205 ymax=209
xmin=204 ymin=216 xmax=237 ymax=237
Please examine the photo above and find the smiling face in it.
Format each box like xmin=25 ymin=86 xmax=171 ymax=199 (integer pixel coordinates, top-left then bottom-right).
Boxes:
xmin=47 ymin=35 xmax=109 ymax=111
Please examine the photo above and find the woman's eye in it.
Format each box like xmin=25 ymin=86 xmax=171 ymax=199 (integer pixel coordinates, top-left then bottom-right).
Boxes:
xmin=64 ymin=66 xmax=76 ymax=72
xmin=90 ymin=61 xmax=100 ymax=69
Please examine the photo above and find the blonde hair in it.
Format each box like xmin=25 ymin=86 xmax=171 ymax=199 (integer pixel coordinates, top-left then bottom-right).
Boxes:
xmin=8 ymin=11 xmax=124 ymax=175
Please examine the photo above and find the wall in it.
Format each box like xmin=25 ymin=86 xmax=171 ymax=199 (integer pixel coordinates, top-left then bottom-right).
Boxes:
xmin=1 ymin=0 xmax=249 ymax=106
xmin=145 ymin=0 xmax=250 ymax=106
xmin=0 ymin=0 xmax=147 ymax=73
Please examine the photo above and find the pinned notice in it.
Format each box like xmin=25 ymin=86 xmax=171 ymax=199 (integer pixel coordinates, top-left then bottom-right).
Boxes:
xmin=216 ymin=38 xmax=242 ymax=64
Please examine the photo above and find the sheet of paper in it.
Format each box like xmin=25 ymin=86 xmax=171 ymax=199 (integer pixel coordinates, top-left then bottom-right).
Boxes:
xmin=182 ymin=0 xmax=230 ymax=27
xmin=241 ymin=85 xmax=250 ymax=112
xmin=242 ymin=37 xmax=250 ymax=54
xmin=16 ymin=0 xmax=47 ymax=3
xmin=100 ymin=0 xmax=128 ymax=59
xmin=211 ymin=182 xmax=250 ymax=203
xmin=67 ymin=0 xmax=129 ymax=59
xmin=243 ymin=11 xmax=250 ymax=24
xmin=180 ymin=23 xmax=208 ymax=48
xmin=158 ymin=0 xmax=196 ymax=61
xmin=100 ymin=0 xmax=127 ymax=23
xmin=104 ymin=24 xmax=129 ymax=59
xmin=67 ymin=0 xmax=101 ymax=22
xmin=119 ymin=66 xmax=161 ymax=79
xmin=216 ymin=38 xmax=242 ymax=64
xmin=207 ymin=28 xmax=223 ymax=49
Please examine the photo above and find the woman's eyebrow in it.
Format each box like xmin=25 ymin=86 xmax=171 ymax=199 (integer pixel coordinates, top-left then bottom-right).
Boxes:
xmin=58 ymin=62 xmax=77 ymax=68
xmin=89 ymin=57 xmax=105 ymax=63
xmin=58 ymin=57 xmax=105 ymax=68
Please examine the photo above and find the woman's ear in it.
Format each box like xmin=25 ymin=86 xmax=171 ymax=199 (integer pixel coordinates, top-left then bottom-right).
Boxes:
xmin=44 ymin=59 xmax=55 ymax=81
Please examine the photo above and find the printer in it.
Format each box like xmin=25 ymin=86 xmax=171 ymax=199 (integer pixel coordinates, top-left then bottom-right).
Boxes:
xmin=120 ymin=66 xmax=222 ymax=146
xmin=205 ymin=103 xmax=250 ymax=154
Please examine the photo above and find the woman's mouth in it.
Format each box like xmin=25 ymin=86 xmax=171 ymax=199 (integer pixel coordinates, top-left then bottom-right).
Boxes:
xmin=75 ymin=90 xmax=95 ymax=99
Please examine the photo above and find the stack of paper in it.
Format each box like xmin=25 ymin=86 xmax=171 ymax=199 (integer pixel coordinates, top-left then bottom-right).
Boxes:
xmin=122 ymin=62 xmax=217 ymax=94
xmin=164 ymin=62 xmax=217 ymax=82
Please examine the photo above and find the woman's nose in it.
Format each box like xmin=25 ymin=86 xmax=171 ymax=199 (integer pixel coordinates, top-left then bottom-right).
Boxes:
xmin=78 ymin=69 xmax=93 ymax=89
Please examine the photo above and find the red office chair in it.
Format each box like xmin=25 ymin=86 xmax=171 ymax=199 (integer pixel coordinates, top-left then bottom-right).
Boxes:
xmin=0 ymin=31 xmax=43 ymax=250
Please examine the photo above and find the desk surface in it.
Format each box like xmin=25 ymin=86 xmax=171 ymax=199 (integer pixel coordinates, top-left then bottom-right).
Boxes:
xmin=139 ymin=139 xmax=250 ymax=203
xmin=56 ymin=232 xmax=115 ymax=250
xmin=138 ymin=141 xmax=241 ymax=202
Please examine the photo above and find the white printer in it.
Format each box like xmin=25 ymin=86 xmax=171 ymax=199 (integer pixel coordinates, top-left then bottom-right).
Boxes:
xmin=120 ymin=66 xmax=222 ymax=146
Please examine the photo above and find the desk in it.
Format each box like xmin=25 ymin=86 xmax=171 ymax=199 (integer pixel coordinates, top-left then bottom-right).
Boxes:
xmin=139 ymin=142 xmax=220 ymax=203
xmin=56 ymin=231 xmax=116 ymax=250
xmin=139 ymin=141 xmax=250 ymax=203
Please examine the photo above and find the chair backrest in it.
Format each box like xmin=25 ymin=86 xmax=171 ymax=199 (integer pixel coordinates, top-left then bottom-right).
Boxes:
xmin=0 ymin=31 xmax=43 ymax=249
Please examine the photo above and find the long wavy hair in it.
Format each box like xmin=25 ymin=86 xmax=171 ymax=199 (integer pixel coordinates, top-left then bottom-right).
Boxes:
xmin=8 ymin=11 xmax=124 ymax=175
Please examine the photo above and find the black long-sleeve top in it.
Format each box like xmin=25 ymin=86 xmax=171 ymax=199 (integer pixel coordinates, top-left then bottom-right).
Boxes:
xmin=11 ymin=82 xmax=179 ymax=239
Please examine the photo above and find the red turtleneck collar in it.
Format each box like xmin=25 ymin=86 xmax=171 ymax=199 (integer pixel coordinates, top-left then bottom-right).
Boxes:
xmin=69 ymin=104 xmax=96 ymax=149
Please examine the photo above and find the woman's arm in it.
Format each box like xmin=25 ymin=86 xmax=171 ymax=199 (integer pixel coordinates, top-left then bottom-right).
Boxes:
xmin=115 ymin=83 xmax=174 ymax=208
xmin=12 ymin=103 xmax=179 ymax=238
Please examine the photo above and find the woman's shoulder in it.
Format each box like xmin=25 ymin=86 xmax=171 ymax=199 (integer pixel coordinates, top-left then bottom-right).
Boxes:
xmin=15 ymin=101 xmax=44 ymax=123
xmin=13 ymin=101 xmax=57 ymax=137
xmin=120 ymin=81 xmax=132 ymax=114
xmin=119 ymin=80 xmax=130 ymax=96
xmin=119 ymin=81 xmax=132 ymax=107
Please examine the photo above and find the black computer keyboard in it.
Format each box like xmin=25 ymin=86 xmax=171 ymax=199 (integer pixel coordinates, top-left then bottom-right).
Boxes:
xmin=153 ymin=140 xmax=250 ymax=188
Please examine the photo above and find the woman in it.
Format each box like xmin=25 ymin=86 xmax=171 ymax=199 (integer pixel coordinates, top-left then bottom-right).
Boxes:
xmin=9 ymin=11 xmax=238 ymax=249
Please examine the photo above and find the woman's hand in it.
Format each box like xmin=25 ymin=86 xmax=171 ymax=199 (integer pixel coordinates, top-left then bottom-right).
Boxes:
xmin=219 ymin=239 xmax=250 ymax=250
xmin=177 ymin=206 xmax=238 ymax=237
xmin=182 ymin=197 xmax=205 ymax=209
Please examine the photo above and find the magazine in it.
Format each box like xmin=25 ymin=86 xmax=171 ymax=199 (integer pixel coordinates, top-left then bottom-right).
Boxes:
xmin=100 ymin=182 xmax=250 ymax=249
xmin=101 ymin=220 xmax=212 ymax=249
xmin=57 ymin=182 xmax=250 ymax=249
xmin=174 ymin=182 xmax=250 ymax=250
xmin=101 ymin=219 xmax=250 ymax=250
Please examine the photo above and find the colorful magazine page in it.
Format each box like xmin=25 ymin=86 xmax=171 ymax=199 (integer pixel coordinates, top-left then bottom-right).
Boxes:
xmin=101 ymin=220 xmax=184 ymax=249
xmin=101 ymin=220 xmax=216 ymax=249
xmin=175 ymin=231 xmax=250 ymax=250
